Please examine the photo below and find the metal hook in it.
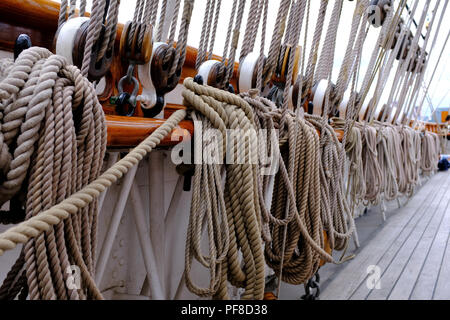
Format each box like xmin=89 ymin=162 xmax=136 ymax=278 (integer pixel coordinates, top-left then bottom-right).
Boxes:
xmin=301 ymin=272 xmax=321 ymax=300
xmin=114 ymin=71 xmax=140 ymax=116
xmin=126 ymin=64 xmax=135 ymax=83
xmin=141 ymin=95 xmax=165 ymax=118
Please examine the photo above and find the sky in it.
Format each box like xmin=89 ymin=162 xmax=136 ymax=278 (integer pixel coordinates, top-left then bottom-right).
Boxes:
xmin=57 ymin=0 xmax=450 ymax=119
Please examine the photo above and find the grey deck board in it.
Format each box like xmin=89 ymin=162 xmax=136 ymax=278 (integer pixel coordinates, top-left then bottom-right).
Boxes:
xmin=409 ymin=200 xmax=450 ymax=300
xmin=321 ymin=172 xmax=445 ymax=300
xmin=433 ymin=218 xmax=450 ymax=300
xmin=353 ymin=174 xmax=448 ymax=300
xmin=381 ymin=178 xmax=450 ymax=300
xmin=321 ymin=172 xmax=450 ymax=300
xmin=366 ymin=176 xmax=450 ymax=300
xmin=389 ymin=186 xmax=450 ymax=300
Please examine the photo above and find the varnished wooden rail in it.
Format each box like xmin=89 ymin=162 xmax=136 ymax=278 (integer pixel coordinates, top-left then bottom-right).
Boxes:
xmin=107 ymin=107 xmax=345 ymax=147
xmin=107 ymin=114 xmax=194 ymax=147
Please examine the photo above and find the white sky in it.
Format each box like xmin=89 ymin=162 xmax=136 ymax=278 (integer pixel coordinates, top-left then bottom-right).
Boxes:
xmin=59 ymin=0 xmax=450 ymax=118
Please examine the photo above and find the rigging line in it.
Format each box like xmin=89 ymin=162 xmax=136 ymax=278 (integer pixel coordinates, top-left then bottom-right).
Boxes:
xmin=393 ymin=0 xmax=441 ymax=124
xmin=404 ymin=0 xmax=449 ymax=123
xmin=425 ymin=93 xmax=434 ymax=114
xmin=357 ymin=0 xmax=407 ymax=120
xmin=367 ymin=0 xmax=413 ymax=121
xmin=421 ymin=82 xmax=437 ymax=119
xmin=430 ymin=51 xmax=450 ymax=99
xmin=378 ymin=0 xmax=420 ymax=122
xmin=382 ymin=0 xmax=432 ymax=123
xmin=405 ymin=2 xmax=427 ymax=40
xmin=424 ymin=27 xmax=450 ymax=104
xmin=438 ymin=89 xmax=450 ymax=110
xmin=431 ymin=87 xmax=450 ymax=117
xmin=413 ymin=27 xmax=450 ymax=125
xmin=369 ymin=0 xmax=427 ymax=123
xmin=421 ymin=80 xmax=444 ymax=124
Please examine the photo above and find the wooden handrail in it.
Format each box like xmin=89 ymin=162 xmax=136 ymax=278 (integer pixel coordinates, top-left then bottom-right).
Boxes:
xmin=106 ymin=113 xmax=345 ymax=147
xmin=106 ymin=114 xmax=194 ymax=148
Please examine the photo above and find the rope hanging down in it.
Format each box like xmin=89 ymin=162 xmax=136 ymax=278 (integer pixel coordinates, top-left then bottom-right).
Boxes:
xmin=182 ymin=77 xmax=265 ymax=300
xmin=0 ymin=47 xmax=106 ymax=299
xmin=0 ymin=50 xmax=186 ymax=298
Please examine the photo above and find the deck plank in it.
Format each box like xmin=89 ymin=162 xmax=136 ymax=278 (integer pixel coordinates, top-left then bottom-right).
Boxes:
xmin=385 ymin=174 xmax=450 ymax=300
xmin=358 ymin=174 xmax=450 ymax=300
xmin=321 ymin=172 xmax=448 ymax=300
xmin=433 ymin=218 xmax=450 ymax=300
xmin=409 ymin=199 xmax=450 ymax=300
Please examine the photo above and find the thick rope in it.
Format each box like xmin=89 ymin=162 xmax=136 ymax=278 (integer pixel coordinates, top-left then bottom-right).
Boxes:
xmin=182 ymin=78 xmax=264 ymax=300
xmin=0 ymin=108 xmax=185 ymax=255
xmin=0 ymin=47 xmax=106 ymax=299
xmin=0 ymin=49 xmax=186 ymax=300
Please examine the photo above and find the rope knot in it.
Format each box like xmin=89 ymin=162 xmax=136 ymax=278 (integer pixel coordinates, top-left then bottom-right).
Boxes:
xmin=248 ymin=88 xmax=259 ymax=98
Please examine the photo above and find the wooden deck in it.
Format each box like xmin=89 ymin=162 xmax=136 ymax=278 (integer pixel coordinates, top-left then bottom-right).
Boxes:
xmin=321 ymin=171 xmax=450 ymax=300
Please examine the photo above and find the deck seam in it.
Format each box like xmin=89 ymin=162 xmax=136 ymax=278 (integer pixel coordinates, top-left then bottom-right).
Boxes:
xmin=320 ymin=172 xmax=445 ymax=300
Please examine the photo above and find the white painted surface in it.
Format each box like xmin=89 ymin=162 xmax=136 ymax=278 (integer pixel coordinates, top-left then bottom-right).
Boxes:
xmin=55 ymin=17 xmax=90 ymax=65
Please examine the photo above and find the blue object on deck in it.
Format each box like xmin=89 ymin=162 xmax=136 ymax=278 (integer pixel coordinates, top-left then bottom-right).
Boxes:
xmin=438 ymin=158 xmax=450 ymax=171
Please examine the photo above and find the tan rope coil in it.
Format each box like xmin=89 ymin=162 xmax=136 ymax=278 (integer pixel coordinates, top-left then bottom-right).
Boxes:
xmin=0 ymin=47 xmax=106 ymax=299
xmin=0 ymin=49 xmax=186 ymax=299
xmin=264 ymin=109 xmax=327 ymax=285
xmin=421 ymin=131 xmax=439 ymax=176
xmin=305 ymin=114 xmax=355 ymax=252
xmin=331 ymin=118 xmax=366 ymax=217
xmin=182 ymin=78 xmax=265 ymax=300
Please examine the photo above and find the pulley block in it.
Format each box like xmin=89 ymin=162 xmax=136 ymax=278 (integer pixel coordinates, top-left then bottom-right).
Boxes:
xmin=197 ymin=60 xmax=227 ymax=89
xmin=54 ymin=17 xmax=113 ymax=81
xmin=272 ymin=45 xmax=301 ymax=85
xmin=367 ymin=0 xmax=392 ymax=28
xmin=310 ymin=79 xmax=337 ymax=117
xmin=137 ymin=42 xmax=181 ymax=118
xmin=396 ymin=30 xmax=413 ymax=61
xmin=237 ymin=52 xmax=268 ymax=93
xmin=288 ymin=76 xmax=310 ymax=112
xmin=119 ymin=21 xmax=153 ymax=65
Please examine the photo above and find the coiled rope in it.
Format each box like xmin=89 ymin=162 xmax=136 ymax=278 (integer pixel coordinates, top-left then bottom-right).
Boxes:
xmin=0 ymin=48 xmax=186 ymax=299
xmin=305 ymin=114 xmax=355 ymax=252
xmin=182 ymin=78 xmax=265 ymax=300
xmin=0 ymin=47 xmax=105 ymax=299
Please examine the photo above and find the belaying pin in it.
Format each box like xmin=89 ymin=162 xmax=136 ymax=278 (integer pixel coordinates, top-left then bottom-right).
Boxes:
xmin=193 ymin=75 xmax=204 ymax=85
xmin=14 ymin=34 xmax=32 ymax=60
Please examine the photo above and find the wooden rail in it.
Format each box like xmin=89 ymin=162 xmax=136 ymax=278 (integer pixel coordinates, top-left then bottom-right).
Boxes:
xmin=409 ymin=120 xmax=448 ymax=135
xmin=107 ymin=114 xmax=194 ymax=147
